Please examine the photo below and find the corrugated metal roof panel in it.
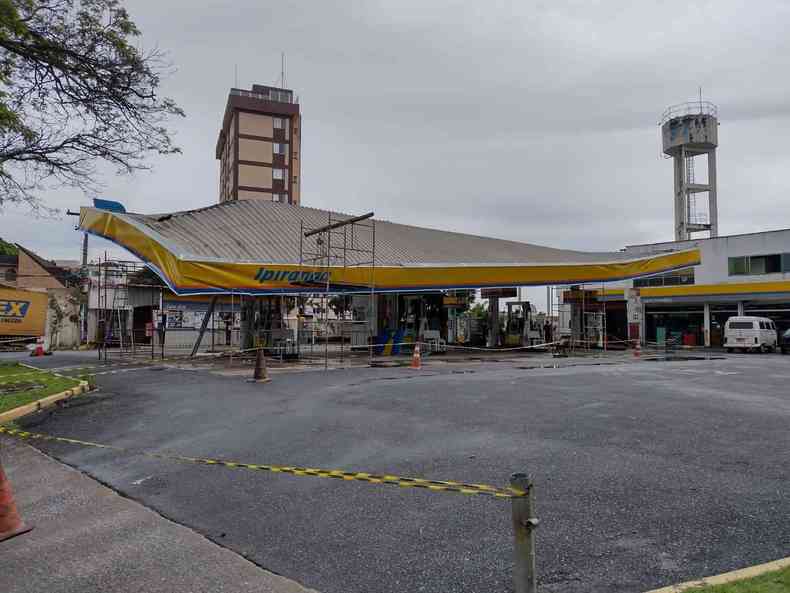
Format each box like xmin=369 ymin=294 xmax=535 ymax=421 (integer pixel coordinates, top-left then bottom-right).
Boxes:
xmin=124 ymin=200 xmax=629 ymax=266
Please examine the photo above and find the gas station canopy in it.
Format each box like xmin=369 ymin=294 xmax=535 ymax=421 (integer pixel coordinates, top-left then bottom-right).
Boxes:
xmin=79 ymin=201 xmax=700 ymax=296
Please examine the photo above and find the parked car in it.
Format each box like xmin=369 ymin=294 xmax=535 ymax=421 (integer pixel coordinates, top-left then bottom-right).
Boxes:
xmin=781 ymin=328 xmax=790 ymax=355
xmin=724 ymin=316 xmax=778 ymax=353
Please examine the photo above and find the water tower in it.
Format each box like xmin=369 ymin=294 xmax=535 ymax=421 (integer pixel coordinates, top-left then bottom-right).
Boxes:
xmin=661 ymin=100 xmax=719 ymax=241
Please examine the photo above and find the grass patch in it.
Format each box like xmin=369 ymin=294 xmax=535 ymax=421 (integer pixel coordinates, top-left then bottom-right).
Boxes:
xmin=0 ymin=362 xmax=81 ymax=415
xmin=686 ymin=565 xmax=790 ymax=592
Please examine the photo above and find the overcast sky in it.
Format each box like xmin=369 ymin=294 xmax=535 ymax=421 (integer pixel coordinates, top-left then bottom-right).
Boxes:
xmin=3 ymin=0 xmax=790 ymax=307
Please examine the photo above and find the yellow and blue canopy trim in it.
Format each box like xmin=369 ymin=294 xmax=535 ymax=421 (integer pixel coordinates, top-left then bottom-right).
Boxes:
xmin=80 ymin=207 xmax=701 ymax=296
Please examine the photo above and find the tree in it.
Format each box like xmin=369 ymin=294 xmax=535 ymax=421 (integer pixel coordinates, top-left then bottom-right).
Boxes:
xmin=468 ymin=301 xmax=487 ymax=319
xmin=0 ymin=236 xmax=17 ymax=254
xmin=0 ymin=0 xmax=184 ymax=210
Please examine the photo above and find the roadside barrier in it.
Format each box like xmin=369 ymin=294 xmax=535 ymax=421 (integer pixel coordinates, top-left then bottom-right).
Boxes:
xmin=178 ymin=340 xmax=565 ymax=361
xmin=0 ymin=426 xmax=538 ymax=590
xmin=85 ymin=336 xmax=703 ymax=368
xmin=0 ymin=426 xmax=523 ymax=499
xmin=0 ymin=336 xmax=36 ymax=346
xmin=356 ymin=340 xmax=564 ymax=353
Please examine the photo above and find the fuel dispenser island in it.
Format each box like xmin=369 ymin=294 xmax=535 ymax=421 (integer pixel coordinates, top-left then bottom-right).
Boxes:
xmin=505 ymin=301 xmax=543 ymax=347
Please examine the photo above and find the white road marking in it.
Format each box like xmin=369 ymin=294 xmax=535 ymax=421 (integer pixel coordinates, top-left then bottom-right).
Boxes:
xmin=93 ymin=367 xmax=144 ymax=376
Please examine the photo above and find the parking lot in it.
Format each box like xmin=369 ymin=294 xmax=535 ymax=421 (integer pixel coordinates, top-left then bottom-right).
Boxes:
xmin=9 ymin=352 xmax=790 ymax=593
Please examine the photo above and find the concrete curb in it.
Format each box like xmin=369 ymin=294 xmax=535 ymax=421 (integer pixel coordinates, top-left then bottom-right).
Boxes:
xmin=645 ymin=556 xmax=790 ymax=592
xmin=0 ymin=363 xmax=90 ymax=425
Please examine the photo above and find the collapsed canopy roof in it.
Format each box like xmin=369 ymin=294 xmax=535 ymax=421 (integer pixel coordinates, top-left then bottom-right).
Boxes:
xmin=79 ymin=200 xmax=700 ymax=296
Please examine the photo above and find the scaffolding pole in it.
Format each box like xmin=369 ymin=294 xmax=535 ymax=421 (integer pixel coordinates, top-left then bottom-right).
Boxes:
xmin=299 ymin=212 xmax=376 ymax=370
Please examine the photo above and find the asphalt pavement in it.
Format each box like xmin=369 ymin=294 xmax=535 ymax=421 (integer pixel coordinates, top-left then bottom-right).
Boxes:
xmin=6 ymin=352 xmax=790 ymax=593
xmin=0 ymin=438 xmax=316 ymax=593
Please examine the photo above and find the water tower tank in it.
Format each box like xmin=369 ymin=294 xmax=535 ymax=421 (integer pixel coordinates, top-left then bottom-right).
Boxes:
xmin=660 ymin=101 xmax=719 ymax=241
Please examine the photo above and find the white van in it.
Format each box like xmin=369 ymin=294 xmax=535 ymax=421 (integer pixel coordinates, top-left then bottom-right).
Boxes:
xmin=724 ymin=316 xmax=778 ymax=353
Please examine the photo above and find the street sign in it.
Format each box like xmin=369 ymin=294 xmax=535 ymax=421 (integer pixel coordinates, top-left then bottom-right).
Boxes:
xmin=442 ymin=296 xmax=466 ymax=306
xmin=481 ymin=287 xmax=517 ymax=299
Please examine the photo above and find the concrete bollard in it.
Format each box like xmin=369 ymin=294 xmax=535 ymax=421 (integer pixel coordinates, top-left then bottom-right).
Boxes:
xmin=510 ymin=472 xmax=538 ymax=593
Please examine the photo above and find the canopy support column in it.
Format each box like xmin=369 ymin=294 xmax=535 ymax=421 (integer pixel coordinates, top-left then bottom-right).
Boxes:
xmin=488 ymin=296 xmax=500 ymax=348
xmin=190 ymin=296 xmax=218 ymax=357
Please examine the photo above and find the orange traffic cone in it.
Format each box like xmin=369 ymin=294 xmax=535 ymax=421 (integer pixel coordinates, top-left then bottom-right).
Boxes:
xmin=411 ymin=343 xmax=422 ymax=369
xmin=0 ymin=461 xmax=33 ymax=543
xmin=31 ymin=337 xmax=45 ymax=357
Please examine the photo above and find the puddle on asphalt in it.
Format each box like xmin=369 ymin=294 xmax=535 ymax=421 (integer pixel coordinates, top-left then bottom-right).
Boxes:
xmin=644 ymin=355 xmax=726 ymax=362
xmin=513 ymin=355 xmax=726 ymax=371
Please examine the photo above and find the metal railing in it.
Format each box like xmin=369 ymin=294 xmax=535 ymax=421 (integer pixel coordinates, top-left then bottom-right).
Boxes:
xmin=230 ymin=88 xmax=296 ymax=104
xmin=660 ymin=101 xmax=718 ymax=126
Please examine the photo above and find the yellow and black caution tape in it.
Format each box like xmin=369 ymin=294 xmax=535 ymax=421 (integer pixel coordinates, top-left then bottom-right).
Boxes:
xmin=0 ymin=426 xmax=525 ymax=499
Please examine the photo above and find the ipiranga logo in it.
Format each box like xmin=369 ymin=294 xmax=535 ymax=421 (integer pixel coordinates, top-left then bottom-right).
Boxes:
xmin=254 ymin=268 xmax=330 ymax=284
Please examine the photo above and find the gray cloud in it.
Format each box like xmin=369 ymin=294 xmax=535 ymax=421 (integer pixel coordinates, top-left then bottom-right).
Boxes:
xmin=3 ymin=0 xmax=789 ymax=297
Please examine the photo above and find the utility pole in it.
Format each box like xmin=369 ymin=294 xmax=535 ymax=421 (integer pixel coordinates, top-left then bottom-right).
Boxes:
xmin=67 ymin=209 xmax=89 ymax=344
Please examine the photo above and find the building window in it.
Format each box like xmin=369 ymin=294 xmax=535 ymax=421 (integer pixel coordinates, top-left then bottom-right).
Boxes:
xmin=272 ymin=143 xmax=284 ymax=155
xmin=633 ymin=267 xmax=695 ymax=288
xmin=783 ymin=254 xmax=790 ymax=273
xmin=765 ymin=254 xmax=781 ymax=274
xmin=728 ymin=257 xmax=748 ymax=276
xmin=750 ymin=256 xmax=767 ymax=275
xmin=4 ymin=268 xmax=16 ymax=282
xmin=273 ymin=168 xmax=285 ymax=180
xmin=273 ymin=117 xmax=285 ymax=129
xmin=729 ymin=254 xmax=784 ymax=276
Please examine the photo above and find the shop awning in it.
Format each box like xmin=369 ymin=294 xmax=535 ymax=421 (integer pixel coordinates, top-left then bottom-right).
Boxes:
xmin=79 ymin=201 xmax=700 ymax=296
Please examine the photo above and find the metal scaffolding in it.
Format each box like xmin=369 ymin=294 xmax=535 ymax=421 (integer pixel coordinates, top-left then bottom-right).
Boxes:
xmin=92 ymin=253 xmax=169 ymax=362
xmin=299 ymin=212 xmax=376 ymax=369
xmin=95 ymin=256 xmax=145 ymax=360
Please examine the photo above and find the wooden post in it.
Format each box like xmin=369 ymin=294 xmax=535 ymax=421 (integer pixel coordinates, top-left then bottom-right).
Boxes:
xmin=253 ymin=347 xmax=264 ymax=381
xmin=511 ymin=472 xmax=538 ymax=593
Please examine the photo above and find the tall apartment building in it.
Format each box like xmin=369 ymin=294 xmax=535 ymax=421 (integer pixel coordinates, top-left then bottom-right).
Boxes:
xmin=215 ymin=85 xmax=301 ymax=204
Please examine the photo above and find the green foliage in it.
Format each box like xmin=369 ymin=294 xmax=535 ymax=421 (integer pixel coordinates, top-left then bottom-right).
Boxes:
xmin=469 ymin=302 xmax=488 ymax=319
xmin=0 ymin=235 xmax=17 ymax=254
xmin=0 ymin=363 xmax=81 ymax=414
xmin=0 ymin=0 xmax=184 ymax=210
